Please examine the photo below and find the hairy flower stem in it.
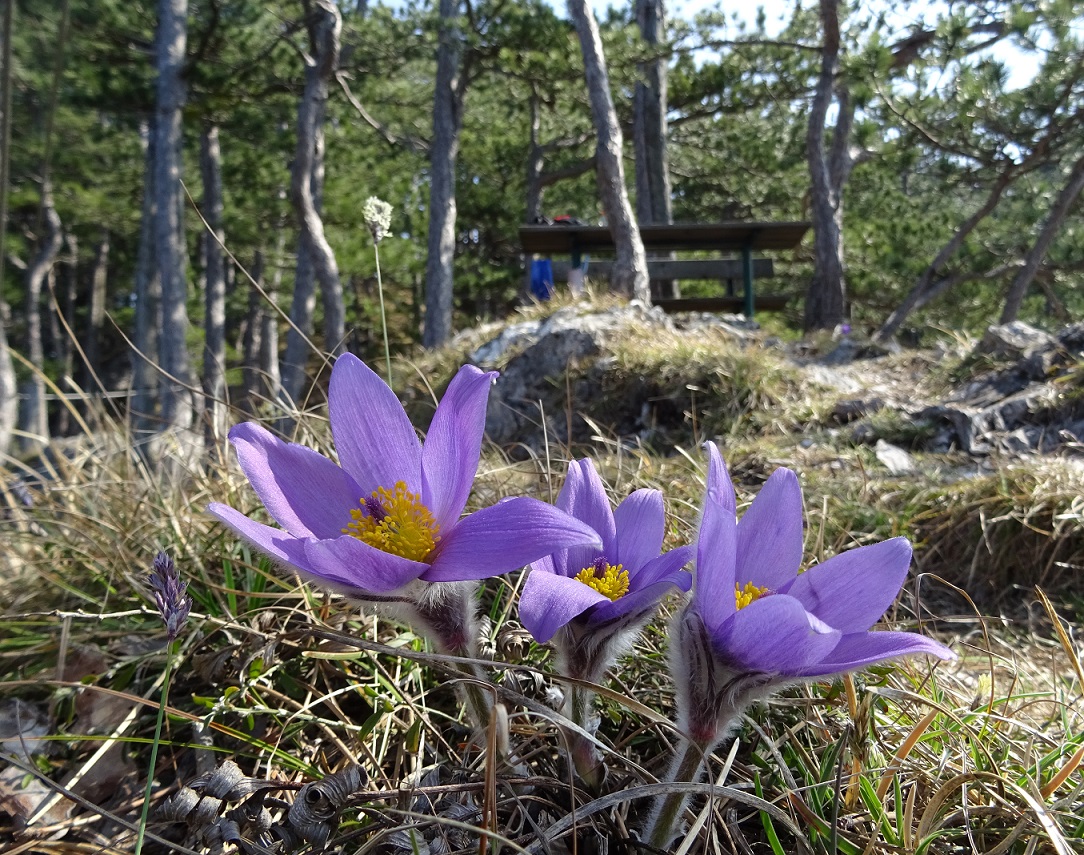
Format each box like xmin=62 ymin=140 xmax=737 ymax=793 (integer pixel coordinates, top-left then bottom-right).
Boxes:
xmin=565 ymin=683 xmax=605 ymax=791
xmin=641 ymin=727 xmax=722 ymax=850
xmin=373 ymin=242 xmax=392 ymax=385
xmin=133 ymin=640 xmax=176 ymax=855
xmin=411 ymin=584 xmax=493 ymax=729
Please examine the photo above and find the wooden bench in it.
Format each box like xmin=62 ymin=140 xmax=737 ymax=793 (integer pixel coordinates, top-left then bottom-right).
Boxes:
xmin=520 ymin=221 xmax=810 ymax=318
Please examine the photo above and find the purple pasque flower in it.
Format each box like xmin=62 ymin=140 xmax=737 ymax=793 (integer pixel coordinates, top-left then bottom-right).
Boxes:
xmin=208 ymin=355 xmax=602 ymax=602
xmin=519 ymin=458 xmax=693 ymax=671
xmin=672 ymin=441 xmax=954 ymax=750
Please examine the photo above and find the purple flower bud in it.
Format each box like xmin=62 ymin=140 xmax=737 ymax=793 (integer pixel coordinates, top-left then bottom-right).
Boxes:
xmin=149 ymin=552 xmax=192 ymax=641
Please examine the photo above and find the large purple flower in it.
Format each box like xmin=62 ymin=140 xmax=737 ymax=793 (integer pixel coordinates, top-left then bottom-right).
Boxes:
xmin=689 ymin=441 xmax=954 ymax=682
xmin=643 ymin=443 xmax=955 ymax=847
xmin=208 ymin=355 xmax=601 ymax=599
xmin=519 ymin=458 xmax=693 ymax=650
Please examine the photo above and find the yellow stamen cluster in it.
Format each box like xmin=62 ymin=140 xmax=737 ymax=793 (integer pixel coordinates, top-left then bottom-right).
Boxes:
xmin=735 ymin=581 xmax=770 ymax=610
xmin=342 ymin=481 xmax=440 ymax=562
xmin=574 ymin=561 xmax=630 ymax=601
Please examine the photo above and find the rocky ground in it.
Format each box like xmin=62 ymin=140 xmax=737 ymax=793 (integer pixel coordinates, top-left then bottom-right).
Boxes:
xmin=444 ymin=300 xmax=1084 ymax=469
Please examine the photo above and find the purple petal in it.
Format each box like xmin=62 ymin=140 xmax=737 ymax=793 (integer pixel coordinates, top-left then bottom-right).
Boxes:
xmin=558 ymin=460 xmax=616 ymax=577
xmin=228 ymin=423 xmax=363 ymax=539
xmin=328 ymin=353 xmax=421 ymax=495
xmin=612 ymin=489 xmax=665 ymax=571
xmin=629 ymin=545 xmax=694 ymax=592
xmin=588 ymin=574 xmax=689 ymax=626
xmin=735 ymin=467 xmax=804 ymax=591
xmin=795 ymin=630 xmax=955 ymax=677
xmin=302 ymin=536 xmax=428 ymax=594
xmin=786 ymin=537 xmax=912 ymax=633
xmin=693 ymin=443 xmax=738 ymax=630
xmin=713 ymin=594 xmax=841 ymax=674
xmin=519 ymin=569 xmax=609 ymax=643
xmin=422 ymin=497 xmax=602 ymax=582
xmin=208 ymin=503 xmax=312 ymax=570
xmin=421 ymin=365 xmax=498 ymax=530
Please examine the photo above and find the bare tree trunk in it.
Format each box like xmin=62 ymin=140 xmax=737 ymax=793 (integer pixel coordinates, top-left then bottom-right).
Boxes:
xmin=281 ymin=237 xmax=317 ymax=414
xmin=132 ymin=119 xmax=160 ymax=435
xmin=155 ymin=0 xmax=194 ymax=431
xmin=83 ymin=230 xmax=109 ymax=386
xmin=0 ymin=0 xmax=16 ymax=457
xmin=18 ymin=183 xmax=63 ymax=453
xmin=422 ymin=0 xmax=464 ymax=349
xmin=803 ymin=0 xmax=848 ymax=332
xmin=200 ymin=123 xmax=227 ymax=454
xmin=292 ymin=0 xmax=344 ymax=356
xmin=239 ymin=249 xmax=263 ymax=415
xmin=568 ymin=0 xmax=648 ymax=302
xmin=49 ymin=232 xmax=77 ymax=435
xmin=1001 ymin=151 xmax=1084 ymax=323
xmin=634 ymin=0 xmax=675 ymax=300
xmin=261 ymin=229 xmax=283 ymax=406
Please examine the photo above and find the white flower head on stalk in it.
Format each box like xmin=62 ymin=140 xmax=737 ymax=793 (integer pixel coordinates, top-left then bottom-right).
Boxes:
xmin=362 ymin=196 xmax=393 ymax=243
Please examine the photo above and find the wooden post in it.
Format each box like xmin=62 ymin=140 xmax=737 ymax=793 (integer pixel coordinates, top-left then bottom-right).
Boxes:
xmin=742 ymin=243 xmax=755 ymax=318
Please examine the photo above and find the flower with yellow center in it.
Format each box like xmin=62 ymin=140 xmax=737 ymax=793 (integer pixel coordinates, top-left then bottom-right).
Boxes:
xmin=735 ymin=581 xmax=770 ymax=610
xmin=342 ymin=481 xmax=440 ymax=562
xmin=209 ymin=355 xmax=600 ymax=597
xmin=573 ymin=557 xmax=630 ymax=601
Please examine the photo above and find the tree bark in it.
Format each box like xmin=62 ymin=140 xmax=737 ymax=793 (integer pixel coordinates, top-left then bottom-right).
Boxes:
xmin=0 ymin=0 xmax=15 ymax=456
xmin=240 ymin=248 xmax=264 ymax=415
xmin=132 ymin=119 xmax=160 ymax=436
xmin=568 ymin=0 xmax=648 ymax=302
xmin=155 ymin=0 xmax=195 ymax=431
xmin=1000 ymin=150 xmax=1084 ymax=323
xmin=50 ymin=232 xmax=77 ymax=436
xmin=422 ymin=0 xmax=464 ymax=349
xmin=292 ymin=0 xmax=344 ymax=357
xmin=200 ymin=123 xmax=227 ymax=454
xmin=83 ymin=230 xmax=109 ymax=387
xmin=803 ymin=0 xmax=847 ymax=331
xmin=633 ymin=0 xmax=675 ymax=300
xmin=261 ymin=229 xmax=283 ymax=406
xmin=281 ymin=235 xmax=318 ymax=414
xmin=18 ymin=183 xmax=63 ymax=453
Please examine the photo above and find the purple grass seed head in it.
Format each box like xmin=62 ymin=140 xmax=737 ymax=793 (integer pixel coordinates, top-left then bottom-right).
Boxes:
xmin=149 ymin=551 xmax=192 ymax=641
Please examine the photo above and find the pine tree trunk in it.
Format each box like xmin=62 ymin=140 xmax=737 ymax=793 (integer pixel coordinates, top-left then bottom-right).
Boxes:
xmin=261 ymin=229 xmax=283 ymax=406
xmin=200 ymin=123 xmax=227 ymax=455
xmin=634 ymin=0 xmax=676 ymax=300
xmin=291 ymin=0 xmax=344 ymax=357
xmin=50 ymin=232 xmax=77 ymax=435
xmin=422 ymin=0 xmax=463 ymax=349
xmin=132 ymin=119 xmax=160 ymax=436
xmin=240 ymin=249 xmax=264 ymax=415
xmin=18 ymin=183 xmax=63 ymax=453
xmin=155 ymin=0 xmax=194 ymax=431
xmin=803 ymin=0 xmax=847 ymax=332
xmin=568 ymin=0 xmax=648 ymax=302
xmin=83 ymin=230 xmax=109 ymax=386
xmin=1000 ymin=151 xmax=1084 ymax=323
xmin=281 ymin=237 xmax=318 ymax=416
